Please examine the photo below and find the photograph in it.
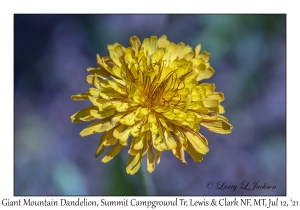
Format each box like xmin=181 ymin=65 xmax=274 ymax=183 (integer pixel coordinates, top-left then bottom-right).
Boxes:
xmin=14 ymin=14 xmax=286 ymax=196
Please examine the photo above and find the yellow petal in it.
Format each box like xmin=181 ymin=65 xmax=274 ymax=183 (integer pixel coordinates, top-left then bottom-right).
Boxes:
xmin=195 ymin=44 xmax=201 ymax=57
xmin=158 ymin=118 xmax=173 ymax=131
xmin=174 ymin=109 xmax=188 ymax=121
xmin=75 ymin=115 xmax=93 ymax=123
xmin=172 ymin=144 xmax=187 ymax=164
xmin=94 ymin=129 xmax=114 ymax=157
xmin=172 ymin=129 xmax=187 ymax=145
xmin=205 ymin=92 xmax=225 ymax=102
xmin=103 ymin=137 xmax=117 ymax=146
xmin=128 ymin=137 xmax=138 ymax=155
xmin=88 ymin=97 xmax=107 ymax=108
xmin=172 ymin=146 xmax=180 ymax=159
xmin=89 ymin=74 xmax=102 ymax=89
xmin=178 ymin=88 xmax=190 ymax=96
xmin=94 ymin=146 xmax=106 ymax=158
xmin=131 ymin=122 xmax=142 ymax=137
xmin=108 ymin=43 xmax=125 ymax=68
xmin=119 ymin=112 xmax=136 ymax=126
xmin=189 ymin=101 xmax=209 ymax=114
xmin=142 ymin=131 xmax=150 ymax=156
xmin=87 ymin=66 xmax=111 ymax=78
xmin=151 ymin=48 xmax=165 ymax=63
xmin=156 ymin=150 xmax=161 ymax=164
xmin=218 ymin=105 xmax=225 ymax=114
xmin=111 ymin=65 xmax=123 ymax=78
xmin=132 ymin=92 xmax=147 ymax=104
xmin=175 ymin=61 xmax=191 ymax=77
xmin=184 ymin=52 xmax=195 ymax=60
xmin=113 ymin=124 xmax=125 ymax=139
xmin=162 ymin=42 xmax=176 ymax=62
xmin=158 ymin=35 xmax=170 ymax=48
xmin=198 ymin=51 xmax=210 ymax=62
xmin=155 ymin=125 xmax=177 ymax=151
xmin=191 ymin=57 xmax=205 ymax=68
xmin=196 ymin=65 xmax=215 ymax=81
xmin=130 ymin=36 xmax=141 ymax=55
xmin=107 ymin=80 xmax=127 ymax=95
xmin=184 ymin=94 xmax=192 ymax=111
xmin=137 ymin=51 xmax=147 ymax=72
xmin=141 ymin=36 xmax=158 ymax=58
xmin=154 ymin=106 xmax=169 ymax=113
xmin=134 ymin=108 xmax=149 ymax=122
xmin=148 ymin=112 xmax=157 ymax=123
xmin=90 ymin=109 xmax=115 ymax=119
xmin=202 ymin=100 xmax=220 ymax=113
xmin=183 ymin=130 xmax=209 ymax=154
xmin=71 ymin=106 xmax=98 ymax=123
xmin=111 ymin=75 xmax=126 ymax=86
xmin=96 ymin=54 xmax=114 ymax=76
xmin=162 ymin=91 xmax=176 ymax=102
xmin=101 ymin=102 xmax=114 ymax=111
xmin=199 ymin=83 xmax=215 ymax=96
xmin=126 ymin=150 xmax=142 ymax=175
xmin=124 ymin=48 xmax=138 ymax=79
xmin=102 ymin=143 xmax=123 ymax=163
xmin=119 ymin=126 xmax=132 ymax=145
xmin=114 ymin=102 xmax=129 ymax=112
xmin=71 ymin=92 xmax=90 ymax=101
xmin=152 ymin=136 xmax=163 ymax=151
xmin=147 ymin=144 xmax=155 ymax=173
xmin=201 ymin=115 xmax=233 ymax=134
xmin=163 ymin=111 xmax=176 ymax=120
xmin=89 ymin=88 xmax=101 ymax=97
xmin=99 ymin=89 xmax=124 ymax=100
xmin=148 ymin=36 xmax=159 ymax=56
xmin=111 ymin=112 xmax=128 ymax=124
xmin=163 ymin=130 xmax=177 ymax=150
xmin=186 ymin=140 xmax=203 ymax=162
xmin=183 ymin=72 xmax=198 ymax=89
xmin=171 ymin=43 xmax=193 ymax=61
xmin=157 ymin=66 xmax=173 ymax=84
xmin=80 ymin=118 xmax=113 ymax=137
xmin=141 ymin=122 xmax=150 ymax=133
xmin=134 ymin=134 xmax=145 ymax=150
xmin=149 ymin=122 xmax=158 ymax=134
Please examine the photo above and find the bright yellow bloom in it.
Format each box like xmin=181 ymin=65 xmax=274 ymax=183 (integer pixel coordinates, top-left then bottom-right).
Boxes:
xmin=71 ymin=35 xmax=233 ymax=175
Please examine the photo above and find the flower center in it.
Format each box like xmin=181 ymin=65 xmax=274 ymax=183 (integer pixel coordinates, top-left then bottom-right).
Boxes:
xmin=140 ymin=62 xmax=177 ymax=109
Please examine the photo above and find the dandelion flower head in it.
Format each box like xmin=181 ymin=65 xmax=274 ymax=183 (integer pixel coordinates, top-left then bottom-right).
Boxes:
xmin=71 ymin=35 xmax=233 ymax=175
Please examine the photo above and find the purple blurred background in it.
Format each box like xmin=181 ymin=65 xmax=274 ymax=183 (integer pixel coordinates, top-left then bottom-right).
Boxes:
xmin=14 ymin=14 xmax=286 ymax=195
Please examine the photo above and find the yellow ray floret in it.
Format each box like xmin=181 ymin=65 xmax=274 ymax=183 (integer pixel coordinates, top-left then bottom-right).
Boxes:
xmin=71 ymin=35 xmax=233 ymax=175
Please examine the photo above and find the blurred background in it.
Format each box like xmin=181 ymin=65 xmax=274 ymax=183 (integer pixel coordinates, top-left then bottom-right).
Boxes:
xmin=14 ymin=14 xmax=286 ymax=196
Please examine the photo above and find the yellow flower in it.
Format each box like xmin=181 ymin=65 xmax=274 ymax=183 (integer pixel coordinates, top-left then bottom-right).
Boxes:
xmin=71 ymin=35 xmax=233 ymax=175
